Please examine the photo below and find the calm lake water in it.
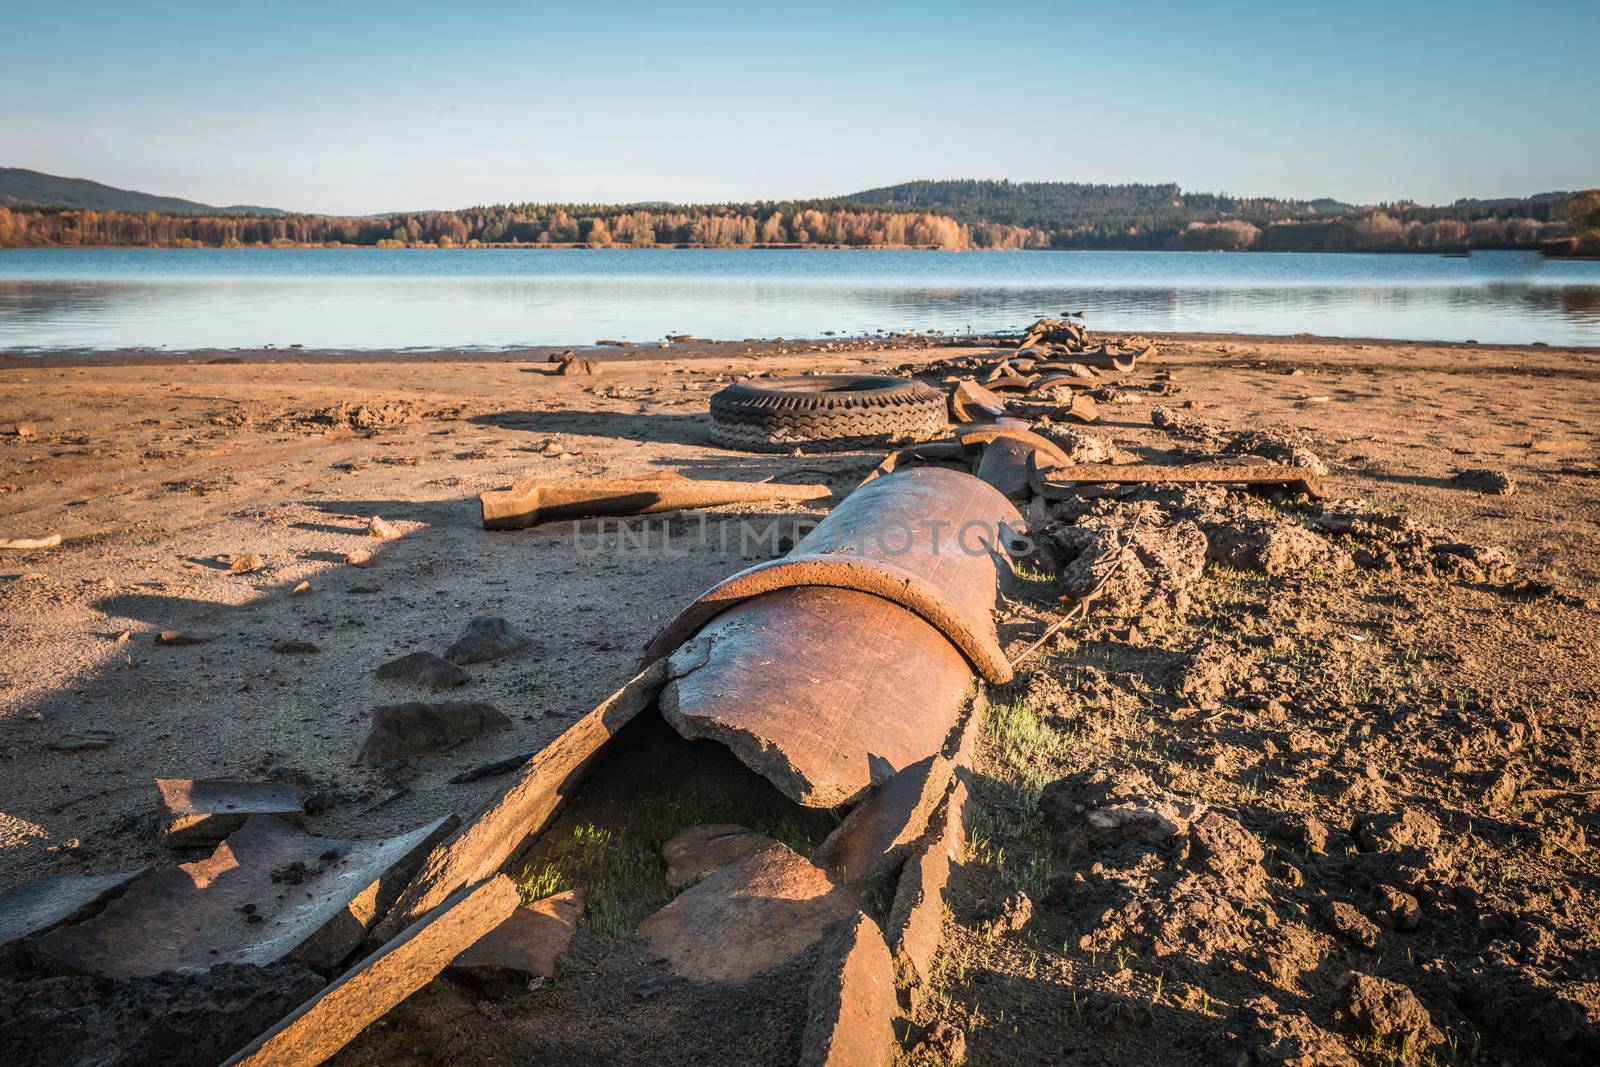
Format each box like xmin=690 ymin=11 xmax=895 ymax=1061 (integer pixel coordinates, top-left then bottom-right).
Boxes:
xmin=1 ymin=247 xmax=1598 ymax=351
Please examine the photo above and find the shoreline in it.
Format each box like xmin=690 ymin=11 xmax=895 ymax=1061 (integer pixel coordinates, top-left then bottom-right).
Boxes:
xmin=3 ymin=329 xmax=1597 ymax=370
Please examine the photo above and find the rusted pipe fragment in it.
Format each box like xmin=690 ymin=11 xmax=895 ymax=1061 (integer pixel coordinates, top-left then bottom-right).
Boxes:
xmin=974 ymin=436 xmax=1036 ymax=501
xmin=0 ymin=868 xmax=147 ymax=963
xmin=637 ymin=842 xmax=863 ymax=983
xmin=955 ymin=424 xmax=1072 ymax=468
xmin=373 ymin=660 xmax=667 ymax=941
xmin=646 ymin=467 xmax=1021 ymax=685
xmin=815 ymin=753 xmax=952 ymax=894
xmin=156 ymin=778 xmax=305 ymax=847
xmin=480 ymin=472 xmax=831 ymax=530
xmin=662 ymin=587 xmax=975 ymax=807
xmin=1070 ymin=351 xmax=1137 ymax=372
xmin=1041 ymin=462 xmax=1329 ymax=499
xmin=800 ymin=913 xmax=897 ymax=1067
xmin=35 ymin=814 xmax=457 ymax=977
xmin=222 ymin=875 xmax=519 ymax=1067
xmin=861 ymin=441 xmax=970 ymax=485
xmin=949 ymin=378 xmax=1005 ymax=423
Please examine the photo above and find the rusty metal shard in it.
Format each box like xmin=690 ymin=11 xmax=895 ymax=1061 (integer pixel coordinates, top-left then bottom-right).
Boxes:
xmin=646 ymin=467 xmax=1021 ymax=685
xmin=956 ymin=423 xmax=1073 ymax=468
xmin=973 ymin=436 xmax=1036 ymax=501
xmin=448 ymin=888 xmax=583 ymax=979
xmin=1041 ymin=462 xmax=1328 ymax=499
xmin=815 ymin=753 xmax=952 ymax=892
xmin=661 ymin=587 xmax=974 ymax=807
xmin=0 ymin=868 xmax=147 ymax=957
xmin=156 ymin=778 xmax=305 ymax=847
xmin=33 ymin=814 xmax=455 ymax=977
xmin=223 ymin=875 xmax=519 ymax=1067
xmin=949 ymin=379 xmax=1005 ymax=423
xmin=480 ymin=473 xmax=831 ymax=530
xmin=637 ymin=842 xmax=862 ymax=984
xmin=800 ymin=913 xmax=897 ymax=1067
xmin=371 ymin=659 xmax=668 ymax=942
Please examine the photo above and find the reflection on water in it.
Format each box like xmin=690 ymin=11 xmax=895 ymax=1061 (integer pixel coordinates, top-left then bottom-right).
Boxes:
xmin=0 ymin=248 xmax=1597 ymax=351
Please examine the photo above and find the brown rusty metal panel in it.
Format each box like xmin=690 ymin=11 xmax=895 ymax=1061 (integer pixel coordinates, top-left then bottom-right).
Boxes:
xmin=480 ymin=473 xmax=831 ymax=530
xmin=661 ymin=586 xmax=975 ymax=807
xmin=646 ymin=467 xmax=1022 ymax=685
xmin=1041 ymin=462 xmax=1328 ymax=499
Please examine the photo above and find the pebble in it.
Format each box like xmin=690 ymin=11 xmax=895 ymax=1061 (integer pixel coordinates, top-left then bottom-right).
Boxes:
xmin=229 ymin=553 xmax=265 ymax=574
xmin=367 ymin=516 xmax=401 ymax=541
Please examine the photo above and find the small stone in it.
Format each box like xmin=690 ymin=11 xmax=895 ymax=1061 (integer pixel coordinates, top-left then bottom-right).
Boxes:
xmin=974 ymin=890 xmax=1033 ymax=933
xmin=289 ymin=581 xmax=313 ymax=597
xmin=1452 ymin=468 xmax=1515 ymax=496
xmin=49 ymin=731 xmax=115 ymax=752
xmin=1339 ymin=973 xmax=1443 ymax=1049
xmin=344 ymin=550 xmax=373 ymax=568
xmin=9 ymin=422 xmax=38 ymax=438
xmin=157 ymin=630 xmax=215 ymax=646
xmin=444 ymin=616 xmax=532 ymax=665
xmin=271 ymin=640 xmax=320 ymax=655
xmin=375 ymin=651 xmax=469 ymax=689
xmin=1322 ymin=900 xmax=1382 ymax=950
xmin=229 ymin=553 xmax=265 ymax=575
xmin=367 ymin=516 xmax=401 ymax=541
xmin=357 ymin=701 xmax=509 ymax=765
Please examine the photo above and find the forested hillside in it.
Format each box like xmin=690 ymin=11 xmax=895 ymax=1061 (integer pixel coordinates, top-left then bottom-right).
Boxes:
xmin=0 ymin=170 xmax=1591 ymax=252
xmin=0 ymin=167 xmax=280 ymax=215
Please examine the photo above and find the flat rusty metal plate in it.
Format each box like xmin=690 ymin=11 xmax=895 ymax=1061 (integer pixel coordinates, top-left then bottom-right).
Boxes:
xmin=662 ymin=586 xmax=974 ymax=807
xmin=34 ymin=813 xmax=454 ymax=977
xmin=647 ymin=467 xmax=1022 ymax=684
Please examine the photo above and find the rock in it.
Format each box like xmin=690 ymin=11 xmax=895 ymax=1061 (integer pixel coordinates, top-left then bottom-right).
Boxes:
xmin=1357 ymin=809 xmax=1441 ymax=853
xmin=1339 ymin=973 xmax=1443 ymax=1049
xmin=48 ymin=731 xmax=115 ymax=752
xmin=7 ymin=422 xmax=38 ymax=438
xmin=1371 ymin=884 xmax=1422 ymax=931
xmin=800 ymin=913 xmax=896 ymax=1067
xmin=156 ymin=779 xmax=306 ymax=847
xmin=1266 ymin=812 xmax=1332 ymax=855
xmin=0 ymin=534 xmax=61 ymax=551
xmin=270 ymin=640 xmax=320 ymax=655
xmin=443 ymin=616 xmax=532 ymax=664
xmin=1238 ymin=996 xmax=1359 ymax=1067
xmin=1178 ymin=642 xmax=1247 ymax=709
xmin=448 ymin=888 xmax=583 ymax=983
xmin=557 ymin=358 xmax=600 ymax=375
xmin=288 ymin=582 xmax=312 ymax=597
xmin=357 ymin=701 xmax=509 ymax=765
xmin=637 ymin=843 xmax=861 ymax=984
xmin=344 ymin=549 xmax=373 ymax=568
xmin=0 ymin=962 xmax=325 ymax=1067
xmin=157 ymin=631 xmax=214 ymax=646
xmin=1041 ymin=767 xmax=1206 ymax=853
xmin=1206 ymin=517 xmax=1352 ymax=576
xmin=974 ymin=890 xmax=1033 ymax=933
xmin=375 ymin=651 xmax=468 ymax=689
xmin=222 ymin=876 xmax=519 ymax=1067
xmin=229 ymin=553 xmax=265 ymax=575
xmin=661 ymin=824 xmax=776 ymax=889
xmin=367 ymin=516 xmax=401 ymax=540
xmin=1322 ymin=900 xmax=1382 ymax=950
xmin=1453 ymin=468 xmax=1516 ymax=495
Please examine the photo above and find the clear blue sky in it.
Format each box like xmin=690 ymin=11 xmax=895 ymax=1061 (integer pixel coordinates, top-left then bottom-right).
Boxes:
xmin=4 ymin=0 xmax=1595 ymax=214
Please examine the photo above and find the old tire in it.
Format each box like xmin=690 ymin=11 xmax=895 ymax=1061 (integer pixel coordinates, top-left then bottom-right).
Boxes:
xmin=709 ymin=375 xmax=947 ymax=451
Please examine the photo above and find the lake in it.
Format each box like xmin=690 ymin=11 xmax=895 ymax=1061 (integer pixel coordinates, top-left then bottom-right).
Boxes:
xmin=1 ymin=247 xmax=1598 ymax=351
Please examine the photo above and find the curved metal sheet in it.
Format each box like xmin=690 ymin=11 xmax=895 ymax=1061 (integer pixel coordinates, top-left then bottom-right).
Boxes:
xmin=645 ymin=467 xmax=1021 ymax=684
xmin=661 ymin=586 xmax=975 ymax=807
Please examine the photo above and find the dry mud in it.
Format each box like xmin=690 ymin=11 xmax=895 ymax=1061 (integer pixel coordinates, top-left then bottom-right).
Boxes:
xmin=1 ymin=332 xmax=1598 ymax=1065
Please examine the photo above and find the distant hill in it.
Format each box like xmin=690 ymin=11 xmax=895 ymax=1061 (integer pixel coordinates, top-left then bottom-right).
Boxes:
xmin=0 ymin=167 xmax=281 ymax=215
xmin=844 ymin=178 xmax=1351 ymax=233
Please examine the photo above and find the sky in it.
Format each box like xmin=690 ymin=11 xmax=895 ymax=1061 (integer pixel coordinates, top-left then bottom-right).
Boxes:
xmin=3 ymin=0 xmax=1597 ymax=215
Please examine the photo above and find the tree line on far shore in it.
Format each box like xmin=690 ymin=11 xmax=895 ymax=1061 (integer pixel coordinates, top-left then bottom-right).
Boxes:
xmin=1 ymin=189 xmax=1596 ymax=253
